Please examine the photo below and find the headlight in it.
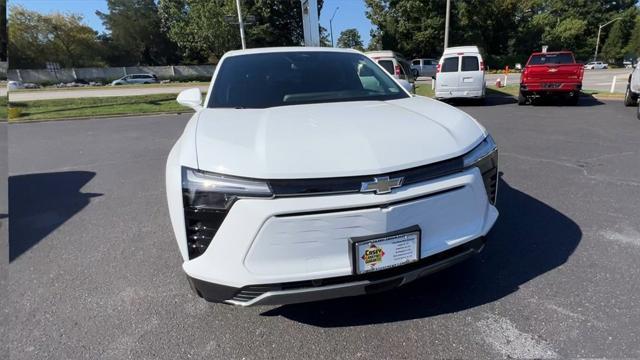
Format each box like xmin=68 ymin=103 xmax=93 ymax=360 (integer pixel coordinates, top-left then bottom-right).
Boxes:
xmin=181 ymin=167 xmax=272 ymax=259
xmin=463 ymin=135 xmax=498 ymax=204
xmin=182 ymin=167 xmax=272 ymax=210
xmin=463 ymin=135 xmax=497 ymax=168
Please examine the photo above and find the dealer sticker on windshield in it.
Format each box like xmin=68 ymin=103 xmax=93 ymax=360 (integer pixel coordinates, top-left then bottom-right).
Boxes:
xmin=353 ymin=229 xmax=420 ymax=274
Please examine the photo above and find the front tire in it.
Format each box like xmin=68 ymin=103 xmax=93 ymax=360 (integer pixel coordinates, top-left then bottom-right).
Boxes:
xmin=624 ymin=85 xmax=638 ymax=106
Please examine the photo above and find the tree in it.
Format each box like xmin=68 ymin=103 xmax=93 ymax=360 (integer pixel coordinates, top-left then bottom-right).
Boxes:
xmin=337 ymin=28 xmax=364 ymax=50
xmin=97 ymin=0 xmax=180 ymax=66
xmin=601 ymin=8 xmax=638 ymax=63
xmin=0 ymin=1 xmax=6 ymax=62
xmin=365 ymin=0 xmax=639 ymax=66
xmin=625 ymin=15 xmax=640 ymax=59
xmin=8 ymin=6 xmax=103 ymax=69
xmin=158 ymin=0 xmax=324 ymax=63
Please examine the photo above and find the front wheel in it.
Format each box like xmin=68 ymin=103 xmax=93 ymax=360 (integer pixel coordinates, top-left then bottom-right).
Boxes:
xmin=624 ymin=85 xmax=638 ymax=106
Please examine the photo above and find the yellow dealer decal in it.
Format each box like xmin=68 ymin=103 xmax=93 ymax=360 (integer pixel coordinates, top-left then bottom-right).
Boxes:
xmin=362 ymin=244 xmax=385 ymax=266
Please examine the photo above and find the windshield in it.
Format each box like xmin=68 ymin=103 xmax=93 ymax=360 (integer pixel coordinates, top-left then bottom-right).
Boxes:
xmin=208 ymin=51 xmax=409 ymax=109
xmin=528 ymin=53 xmax=574 ymax=65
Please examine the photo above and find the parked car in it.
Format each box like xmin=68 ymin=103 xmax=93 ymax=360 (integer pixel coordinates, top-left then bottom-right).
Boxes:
xmin=167 ymin=47 xmax=499 ymax=306
xmin=111 ymin=73 xmax=158 ymax=86
xmin=624 ymin=64 xmax=640 ymax=107
xmin=434 ymin=46 xmax=486 ymax=102
xmin=7 ymin=81 xmax=39 ymax=90
xmin=364 ymin=50 xmax=415 ymax=86
xmin=519 ymin=51 xmax=584 ymax=105
xmin=584 ymin=61 xmax=608 ymax=70
xmin=411 ymin=58 xmax=438 ymax=77
xmin=7 ymin=81 xmax=24 ymax=91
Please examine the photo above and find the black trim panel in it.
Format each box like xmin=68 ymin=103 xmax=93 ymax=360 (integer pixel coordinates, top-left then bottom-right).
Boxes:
xmin=275 ymin=185 xmax=464 ymax=218
xmin=268 ymin=156 xmax=464 ymax=197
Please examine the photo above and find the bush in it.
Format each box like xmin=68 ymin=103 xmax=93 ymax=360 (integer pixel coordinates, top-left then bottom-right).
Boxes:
xmin=8 ymin=107 xmax=23 ymax=119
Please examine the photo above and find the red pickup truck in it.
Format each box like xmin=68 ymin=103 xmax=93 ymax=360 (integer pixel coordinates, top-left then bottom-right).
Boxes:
xmin=519 ymin=51 xmax=584 ymax=105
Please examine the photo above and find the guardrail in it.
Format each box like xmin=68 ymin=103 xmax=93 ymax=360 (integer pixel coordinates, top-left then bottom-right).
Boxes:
xmin=8 ymin=65 xmax=215 ymax=84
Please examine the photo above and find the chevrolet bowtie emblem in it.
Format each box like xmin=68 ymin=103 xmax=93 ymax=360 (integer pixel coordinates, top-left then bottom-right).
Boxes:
xmin=548 ymin=68 xmax=558 ymax=72
xmin=360 ymin=176 xmax=404 ymax=195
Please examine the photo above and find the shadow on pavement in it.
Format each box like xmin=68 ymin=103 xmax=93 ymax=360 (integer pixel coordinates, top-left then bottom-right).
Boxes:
xmin=9 ymin=171 xmax=102 ymax=261
xmin=261 ymin=177 xmax=581 ymax=327
xmin=449 ymin=95 xmax=517 ymax=107
xmin=528 ymin=93 xmax=605 ymax=107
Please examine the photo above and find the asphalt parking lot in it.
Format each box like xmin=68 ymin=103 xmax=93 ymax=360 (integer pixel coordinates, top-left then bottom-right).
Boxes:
xmin=7 ymin=96 xmax=640 ymax=359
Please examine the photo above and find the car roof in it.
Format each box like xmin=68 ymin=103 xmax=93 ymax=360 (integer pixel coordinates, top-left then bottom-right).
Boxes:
xmin=443 ymin=46 xmax=480 ymax=55
xmin=529 ymin=51 xmax=573 ymax=56
xmin=224 ymin=46 xmax=360 ymax=58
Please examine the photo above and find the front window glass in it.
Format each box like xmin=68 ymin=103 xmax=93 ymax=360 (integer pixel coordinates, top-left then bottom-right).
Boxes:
xmin=209 ymin=52 xmax=408 ymax=109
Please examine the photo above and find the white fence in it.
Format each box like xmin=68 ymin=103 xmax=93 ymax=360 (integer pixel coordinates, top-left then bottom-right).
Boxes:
xmin=8 ymin=65 xmax=215 ymax=84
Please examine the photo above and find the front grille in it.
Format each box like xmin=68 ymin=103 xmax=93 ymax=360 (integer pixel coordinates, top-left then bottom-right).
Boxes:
xmin=268 ymin=156 xmax=464 ymax=196
xmin=230 ymin=236 xmax=485 ymax=303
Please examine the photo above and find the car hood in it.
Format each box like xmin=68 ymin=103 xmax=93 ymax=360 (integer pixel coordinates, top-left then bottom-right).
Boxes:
xmin=194 ymin=96 xmax=486 ymax=179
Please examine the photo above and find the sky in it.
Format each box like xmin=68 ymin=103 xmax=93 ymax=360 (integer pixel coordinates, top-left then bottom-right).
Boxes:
xmin=8 ymin=0 xmax=374 ymax=46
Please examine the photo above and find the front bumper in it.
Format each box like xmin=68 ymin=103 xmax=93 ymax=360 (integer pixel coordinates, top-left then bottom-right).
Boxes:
xmin=435 ymin=89 xmax=484 ymax=99
xmin=189 ymin=236 xmax=486 ymax=306
xmin=175 ymin=167 xmax=498 ymax=305
xmin=520 ymin=82 xmax=582 ymax=94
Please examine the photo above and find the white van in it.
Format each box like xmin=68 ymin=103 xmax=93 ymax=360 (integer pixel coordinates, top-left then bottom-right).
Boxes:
xmin=364 ymin=50 xmax=415 ymax=84
xmin=435 ymin=46 xmax=485 ymax=101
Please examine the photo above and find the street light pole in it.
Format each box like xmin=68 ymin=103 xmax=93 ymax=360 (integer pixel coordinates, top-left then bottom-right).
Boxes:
xmin=444 ymin=0 xmax=451 ymax=49
xmin=594 ymin=17 xmax=622 ymax=61
xmin=235 ymin=0 xmax=246 ymax=49
xmin=329 ymin=6 xmax=339 ymax=47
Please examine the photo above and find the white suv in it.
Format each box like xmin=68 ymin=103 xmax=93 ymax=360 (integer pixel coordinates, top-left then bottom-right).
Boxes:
xmin=624 ymin=64 xmax=640 ymax=108
xmin=166 ymin=47 xmax=499 ymax=306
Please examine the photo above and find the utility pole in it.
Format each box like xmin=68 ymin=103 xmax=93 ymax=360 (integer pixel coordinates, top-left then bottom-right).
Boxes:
xmin=594 ymin=17 xmax=622 ymax=61
xmin=444 ymin=0 xmax=451 ymax=49
xmin=235 ymin=0 xmax=246 ymax=49
xmin=329 ymin=6 xmax=339 ymax=47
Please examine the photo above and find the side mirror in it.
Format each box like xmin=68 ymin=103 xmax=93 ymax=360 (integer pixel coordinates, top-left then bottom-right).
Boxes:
xmin=177 ymin=88 xmax=203 ymax=111
xmin=397 ymin=79 xmax=414 ymax=94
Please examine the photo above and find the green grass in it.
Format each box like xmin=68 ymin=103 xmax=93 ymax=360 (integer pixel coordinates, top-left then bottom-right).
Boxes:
xmin=415 ymin=83 xmax=519 ymax=98
xmin=0 ymin=96 xmax=7 ymax=121
xmin=12 ymin=81 xmax=211 ymax=92
xmin=415 ymin=84 xmax=434 ymax=97
xmin=8 ymin=93 xmax=194 ymax=122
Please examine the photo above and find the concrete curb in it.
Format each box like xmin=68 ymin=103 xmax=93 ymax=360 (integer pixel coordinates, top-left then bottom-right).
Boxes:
xmin=8 ymin=110 xmax=195 ymax=124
